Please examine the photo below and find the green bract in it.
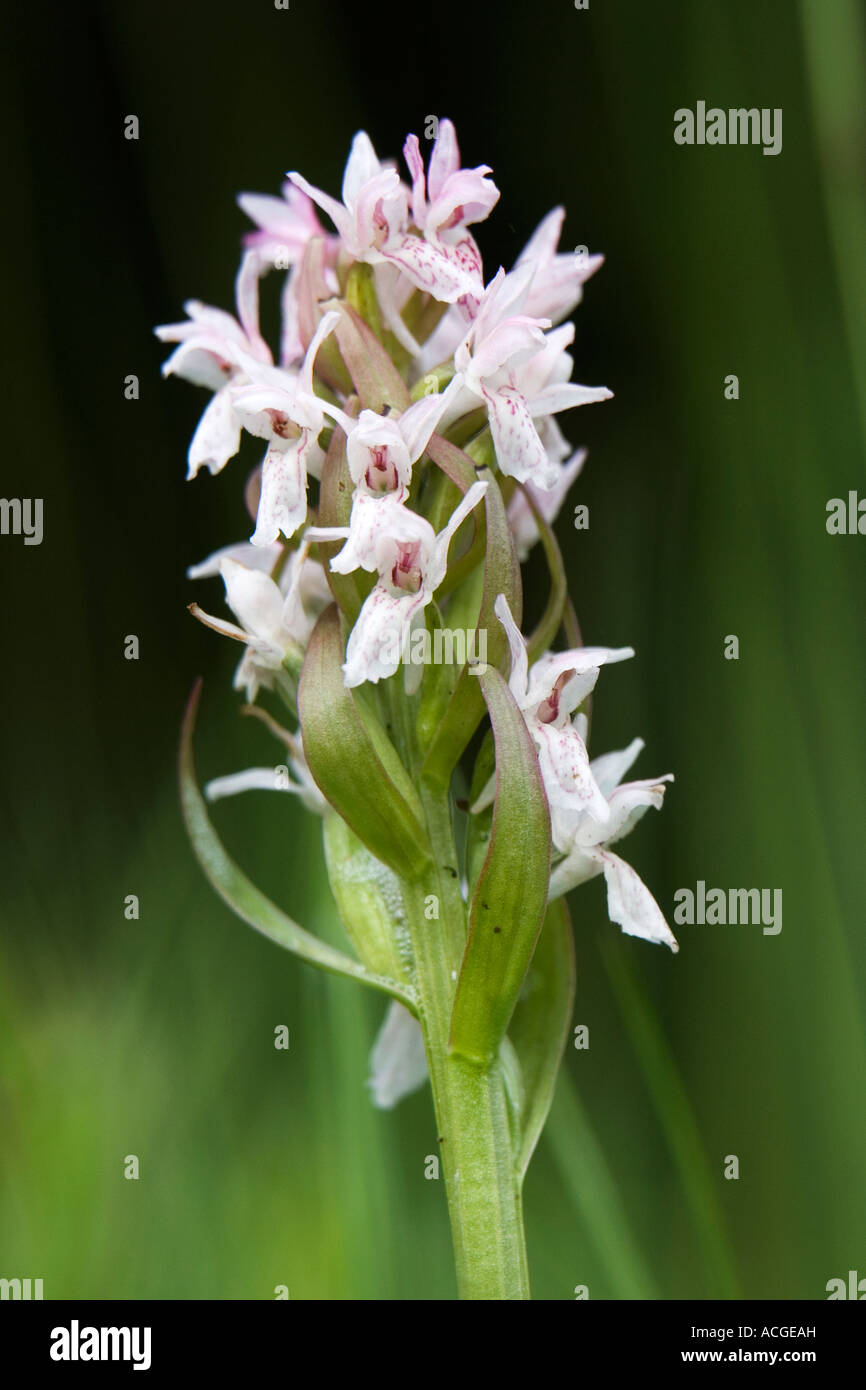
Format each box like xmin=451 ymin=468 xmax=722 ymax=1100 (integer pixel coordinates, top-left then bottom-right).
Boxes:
xmin=449 ymin=667 xmax=552 ymax=1063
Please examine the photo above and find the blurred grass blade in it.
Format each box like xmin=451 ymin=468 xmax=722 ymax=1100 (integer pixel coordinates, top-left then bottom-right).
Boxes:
xmin=546 ymin=1071 xmax=659 ymax=1300
xmin=180 ymin=680 xmax=416 ymax=1008
xmin=799 ymin=0 xmax=866 ymax=458
xmin=599 ymin=936 xmax=741 ymax=1298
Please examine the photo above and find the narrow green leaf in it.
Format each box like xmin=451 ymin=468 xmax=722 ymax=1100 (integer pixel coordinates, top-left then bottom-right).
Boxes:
xmin=298 ymin=606 xmax=431 ymax=879
xmin=179 ymin=681 xmax=415 ymax=1007
xmin=449 ymin=667 xmax=551 ymax=1063
xmin=509 ymin=898 xmax=576 ymax=1182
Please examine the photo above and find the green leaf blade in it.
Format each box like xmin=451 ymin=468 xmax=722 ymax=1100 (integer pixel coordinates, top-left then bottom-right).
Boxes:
xmin=179 ymin=681 xmax=415 ymax=1007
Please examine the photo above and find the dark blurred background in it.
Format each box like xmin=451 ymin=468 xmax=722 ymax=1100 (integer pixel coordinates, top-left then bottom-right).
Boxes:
xmin=1 ymin=0 xmax=865 ymax=1299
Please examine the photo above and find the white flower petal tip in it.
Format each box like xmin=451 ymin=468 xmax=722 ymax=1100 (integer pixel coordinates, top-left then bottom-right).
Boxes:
xmin=593 ymin=847 xmax=680 ymax=953
xmin=204 ymin=768 xmax=290 ymax=802
xmin=368 ymin=1002 xmax=428 ymax=1110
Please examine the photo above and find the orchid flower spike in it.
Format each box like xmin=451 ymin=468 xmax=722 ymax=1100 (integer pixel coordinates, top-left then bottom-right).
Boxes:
xmin=168 ymin=121 xmax=680 ymax=1301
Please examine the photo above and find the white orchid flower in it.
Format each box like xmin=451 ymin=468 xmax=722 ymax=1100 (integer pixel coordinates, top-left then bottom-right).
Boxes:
xmin=205 ymin=734 xmax=327 ymax=818
xmin=237 ymin=180 xmax=328 ymax=269
xmin=401 ymin=117 xmax=498 ymax=307
xmin=492 ymin=594 xmax=676 ymax=951
xmin=548 ymin=730 xmax=678 ymax=952
xmin=515 ymin=206 xmax=603 ymax=323
xmin=451 ymin=266 xmax=612 ymax=489
xmin=156 ymin=251 xmax=272 ymax=479
xmin=322 ymin=388 xmax=457 ymax=497
xmin=230 ymin=310 xmax=342 ymax=544
xmin=288 ymin=129 xmax=485 ymax=306
xmin=506 ymin=447 xmax=587 ymax=561
xmin=314 ymin=482 xmax=487 ymax=688
xmin=493 ymin=592 xmax=633 ymax=833
xmin=190 ymin=547 xmax=330 ymax=701
xmin=305 ymin=388 xmax=460 ymax=576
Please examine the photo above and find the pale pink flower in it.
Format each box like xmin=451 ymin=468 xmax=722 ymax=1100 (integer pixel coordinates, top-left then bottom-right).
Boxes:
xmin=321 ymin=388 xmax=458 ymax=496
xmin=191 ymin=548 xmax=331 ymax=701
xmin=229 ymin=310 xmax=341 ymax=544
xmin=156 ymin=252 xmax=272 ymax=478
xmin=289 ymin=130 xmax=484 ymax=305
xmin=402 ymin=117 xmax=499 ymax=308
xmin=452 ymin=267 xmax=612 ymax=488
xmin=332 ymin=482 xmax=488 ymax=687
xmin=237 ymin=181 xmax=328 ymax=268
xmin=516 ymin=207 xmax=603 ymax=323
xmin=548 ymin=732 xmax=677 ymax=951
xmin=493 ymin=593 xmax=633 ymax=834
xmin=506 ymin=447 xmax=587 ymax=560
xmin=307 ymin=389 xmax=460 ymax=576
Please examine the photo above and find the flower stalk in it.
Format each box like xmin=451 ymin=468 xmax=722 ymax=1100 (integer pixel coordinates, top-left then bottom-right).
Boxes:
xmin=401 ymin=792 xmax=530 ymax=1300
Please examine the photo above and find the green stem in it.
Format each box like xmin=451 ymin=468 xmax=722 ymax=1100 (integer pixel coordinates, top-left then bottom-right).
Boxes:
xmin=402 ymin=781 xmax=529 ymax=1299
xmin=382 ymin=684 xmax=529 ymax=1298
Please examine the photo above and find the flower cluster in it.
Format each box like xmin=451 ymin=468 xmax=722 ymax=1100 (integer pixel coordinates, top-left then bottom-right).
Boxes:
xmin=162 ymin=117 xmax=677 ymax=1035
